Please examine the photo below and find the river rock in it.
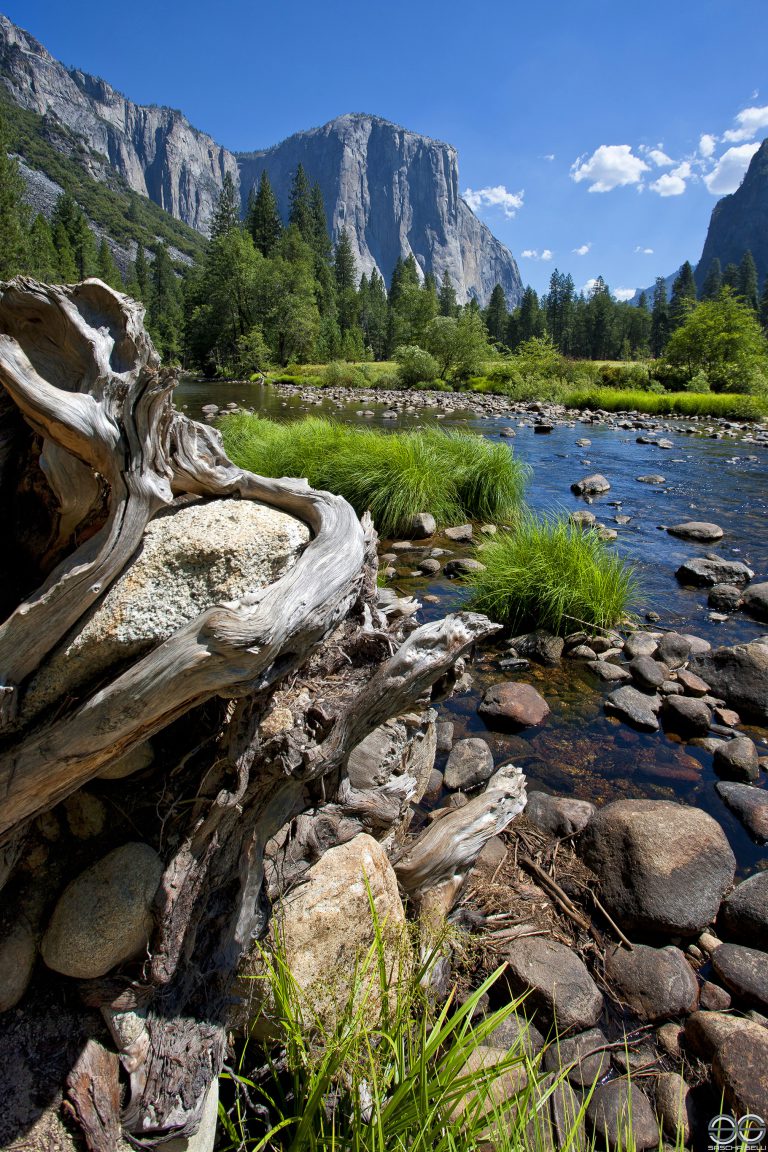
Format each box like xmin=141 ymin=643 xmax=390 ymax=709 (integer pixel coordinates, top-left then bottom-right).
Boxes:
xmin=636 ymin=474 xmax=666 ymax=484
xmin=655 ymin=631 xmax=693 ymax=669
xmin=742 ymin=582 xmax=768 ymax=623
xmin=713 ymin=737 xmax=760 ymax=782
xmin=526 ymin=1073 xmax=586 ymax=1151
xmin=676 ymin=556 xmax=754 ymax=587
xmin=485 ymin=1011 xmax=545 ymax=1057
xmin=23 ymin=500 xmax=310 ymax=720
xmin=713 ymin=1028 xmax=768 ymax=1123
xmin=444 ymin=557 xmax=485 ymax=576
xmin=629 ymin=655 xmax=667 ymax=690
xmin=578 ymin=799 xmax=736 ymax=936
xmin=0 ymin=918 xmax=37 ymax=1011
xmin=709 ymin=583 xmax=744 ymax=611
xmin=604 ymin=944 xmax=698 ymax=1021
xmin=690 ymin=640 xmax=768 ymax=723
xmin=585 ymin=1080 xmax=658 ymax=1151
xmin=502 ymin=935 xmax=603 ymax=1030
xmin=588 ymin=660 xmax=632 ymax=683
xmin=604 ymin=685 xmax=661 ymax=731
xmin=508 ymin=630 xmax=565 ymax=667
xmin=716 ymin=781 xmax=768 ymax=841
xmin=570 ymin=509 xmax=597 ymax=528
xmin=685 ymin=1010 xmax=768 ymax=1059
xmin=571 ymin=473 xmax=611 ymax=496
xmin=525 ymin=791 xmax=596 ymax=838
xmin=654 ymin=1072 xmax=693 ymax=1145
xmin=623 ymin=632 xmax=660 ymax=659
xmin=436 ymin=720 xmax=454 ymax=753
xmin=667 ymin=521 xmax=724 ymax=542
xmin=444 ymin=738 xmax=495 ymax=791
xmin=444 ymin=523 xmax=473 ymax=542
xmin=675 ymin=668 xmax=710 ymax=696
xmin=662 ymin=695 xmax=712 ymax=737
xmin=406 ymin=512 xmax=437 ymax=538
xmin=700 ymin=980 xmax=732 ymax=1010
xmin=712 ymin=944 xmax=768 ymax=1009
xmin=543 ymin=1026 xmax=609 ymax=1087
xmin=41 ymin=842 xmax=164 ymax=978
xmin=720 ymin=874 xmax=768 ymax=950
xmin=478 ymin=682 xmax=550 ymax=730
xmin=417 ymin=557 xmax=441 ymax=575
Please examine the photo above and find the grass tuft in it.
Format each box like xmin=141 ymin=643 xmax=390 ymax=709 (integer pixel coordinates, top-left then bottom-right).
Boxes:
xmin=467 ymin=510 xmax=639 ymax=634
xmin=561 ymin=387 xmax=768 ymax=421
xmin=221 ymin=414 xmax=529 ymax=537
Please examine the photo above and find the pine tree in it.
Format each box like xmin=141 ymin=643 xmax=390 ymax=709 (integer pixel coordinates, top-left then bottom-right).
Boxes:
xmin=485 ymin=283 xmax=508 ymax=344
xmin=288 ymin=164 xmax=313 ymax=243
xmin=737 ymin=250 xmax=759 ymax=312
xmin=650 ymin=276 xmax=670 ymax=357
xmin=309 ymin=183 xmax=331 ymax=262
xmin=27 ymin=214 xmax=58 ymax=281
xmin=359 ymin=268 xmax=388 ymax=358
xmin=52 ymin=193 xmax=96 ymax=280
xmin=148 ymin=243 xmax=184 ymax=362
xmin=0 ymin=108 xmax=30 ymax=278
xmin=333 ymin=228 xmax=357 ymax=333
xmin=97 ymin=237 xmax=122 ymax=289
xmin=52 ymin=220 xmax=77 ymax=282
xmin=210 ymin=173 xmax=240 ymax=240
xmin=133 ymin=243 xmax=150 ymax=301
xmin=722 ymin=262 xmax=740 ymax=292
xmin=247 ymin=170 xmax=282 ymax=256
xmin=701 ymin=258 xmax=722 ymax=301
xmin=760 ymin=278 xmax=768 ymax=335
xmin=669 ymin=261 xmax=697 ymax=330
xmin=438 ymin=270 xmax=458 ymax=317
xmin=545 ymin=269 xmax=576 ymax=353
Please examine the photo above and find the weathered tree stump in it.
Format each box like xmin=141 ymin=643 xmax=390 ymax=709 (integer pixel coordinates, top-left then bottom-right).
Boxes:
xmin=0 ymin=278 xmax=500 ymax=1148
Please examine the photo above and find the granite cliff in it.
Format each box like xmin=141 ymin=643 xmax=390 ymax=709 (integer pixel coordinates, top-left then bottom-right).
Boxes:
xmin=696 ymin=139 xmax=768 ymax=292
xmin=0 ymin=16 xmax=522 ymax=305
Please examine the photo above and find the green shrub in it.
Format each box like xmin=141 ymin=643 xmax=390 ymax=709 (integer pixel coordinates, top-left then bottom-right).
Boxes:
xmin=221 ymin=415 xmax=529 ymax=536
xmin=321 ymin=361 xmax=369 ymax=388
xmin=394 ymin=344 xmax=440 ymax=387
xmin=597 ymin=362 xmax=651 ymax=389
xmin=467 ymin=510 xmax=639 ymax=633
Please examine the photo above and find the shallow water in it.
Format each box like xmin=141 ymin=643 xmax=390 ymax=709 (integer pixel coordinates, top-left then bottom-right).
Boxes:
xmin=175 ymin=378 xmax=768 ymax=873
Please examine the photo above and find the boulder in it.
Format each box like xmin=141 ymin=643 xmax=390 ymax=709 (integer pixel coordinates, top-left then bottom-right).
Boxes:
xmin=0 ymin=917 xmax=37 ymax=1012
xmin=685 ymin=1009 xmax=768 ymax=1059
xmin=585 ymin=1080 xmax=658 ymax=1151
xmin=502 ymin=935 xmax=603 ymax=1030
xmin=700 ymin=980 xmax=732 ymax=1010
xmin=604 ymin=944 xmax=698 ymax=1021
xmin=571 ymin=474 xmax=610 ymax=496
xmin=712 ymin=944 xmax=768 ymax=1010
xmin=525 ymin=791 xmax=596 ymax=838
xmin=478 ymin=682 xmax=550 ymax=730
xmin=526 ymin=1073 xmax=586 ymax=1151
xmin=690 ymin=640 xmax=768 ymax=723
xmin=444 ymin=738 xmax=495 ymax=791
xmin=709 ymin=583 xmax=744 ymax=612
xmin=661 ymin=695 xmax=712 ymax=737
xmin=742 ymin=582 xmax=768 ymax=623
xmin=543 ymin=1026 xmax=610 ymax=1087
xmin=720 ymin=874 xmax=768 ymax=951
xmin=653 ymin=1072 xmax=693 ymax=1145
xmin=604 ymin=685 xmax=661 ymax=732
xmin=655 ymin=632 xmax=693 ymax=669
xmin=713 ymin=1027 xmax=768 ymax=1122
xmin=444 ymin=523 xmax=473 ymax=542
xmin=628 ymin=655 xmax=666 ymax=690
xmin=667 ymin=521 xmax=723 ymax=542
xmin=239 ymin=834 xmax=405 ymax=1033
xmin=508 ymin=630 xmax=565 ymax=667
xmin=716 ymin=781 xmax=768 ymax=842
xmin=406 ymin=512 xmax=437 ymax=539
xmin=713 ymin=737 xmax=760 ymax=782
xmin=444 ymin=557 xmax=485 ymax=577
xmin=623 ymin=632 xmax=660 ymax=659
xmin=578 ymin=799 xmax=736 ymax=936
xmin=41 ymin=842 xmax=164 ymax=978
xmin=23 ymin=500 xmax=310 ymax=721
xmin=676 ymin=556 xmax=754 ymax=587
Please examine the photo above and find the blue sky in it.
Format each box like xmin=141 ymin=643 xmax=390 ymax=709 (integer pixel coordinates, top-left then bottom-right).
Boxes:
xmin=8 ymin=0 xmax=768 ymax=297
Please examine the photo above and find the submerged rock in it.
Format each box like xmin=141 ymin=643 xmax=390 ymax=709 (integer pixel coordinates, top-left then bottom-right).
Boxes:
xmin=713 ymin=737 xmax=760 ymax=782
xmin=667 ymin=521 xmax=723 ymax=542
xmin=478 ymin=682 xmax=550 ymax=729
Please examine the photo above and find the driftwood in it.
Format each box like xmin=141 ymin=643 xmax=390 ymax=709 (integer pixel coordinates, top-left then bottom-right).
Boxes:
xmin=0 ymin=278 xmax=501 ymax=1148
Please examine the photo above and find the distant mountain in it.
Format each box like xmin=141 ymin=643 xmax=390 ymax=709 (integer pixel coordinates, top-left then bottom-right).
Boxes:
xmin=238 ymin=114 xmax=523 ymax=306
xmin=695 ymin=139 xmax=768 ymax=292
xmin=0 ymin=16 xmax=522 ymax=306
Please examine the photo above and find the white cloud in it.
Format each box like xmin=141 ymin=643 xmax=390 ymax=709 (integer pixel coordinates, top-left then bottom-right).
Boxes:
xmin=520 ymin=248 xmax=553 ymax=261
xmin=723 ymin=105 xmax=768 ymax=142
xmin=573 ymin=243 xmax=591 ymax=256
xmin=614 ymin=288 xmax=636 ymax=301
xmin=704 ymin=142 xmax=761 ymax=194
xmin=634 ymin=245 xmax=654 ymax=255
xmin=571 ymin=145 xmax=649 ymax=192
xmin=463 ymin=184 xmax=524 ymax=218
xmin=543 ymin=153 xmax=555 ymax=161
xmin=647 ymin=148 xmax=674 ymax=167
xmin=699 ymin=133 xmax=717 ymax=158
xmin=649 ymin=161 xmax=691 ymax=197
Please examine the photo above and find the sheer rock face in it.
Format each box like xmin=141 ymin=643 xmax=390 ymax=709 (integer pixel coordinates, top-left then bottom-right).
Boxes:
xmin=696 ymin=139 xmax=768 ymax=293
xmin=238 ymin=113 xmax=523 ymax=307
xmin=0 ymin=15 xmax=239 ymax=232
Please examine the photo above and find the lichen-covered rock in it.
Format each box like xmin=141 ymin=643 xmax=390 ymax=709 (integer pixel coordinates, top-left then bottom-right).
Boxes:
xmin=41 ymin=843 xmax=163 ymax=978
xmin=24 ymin=499 xmax=309 ymax=720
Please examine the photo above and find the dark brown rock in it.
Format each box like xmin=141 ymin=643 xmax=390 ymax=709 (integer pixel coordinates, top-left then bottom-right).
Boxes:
xmin=720 ymin=873 xmax=768 ymax=951
xmin=478 ymin=682 xmax=550 ymax=730
xmin=690 ymin=640 xmax=768 ymax=724
xmin=629 ymin=655 xmax=667 ymax=690
xmin=712 ymin=944 xmax=768 ymax=1009
xmin=714 ymin=737 xmax=760 ymax=782
xmin=604 ymin=685 xmax=661 ymax=732
xmin=586 ymin=1080 xmax=658 ymax=1150
xmin=713 ymin=1027 xmax=768 ymax=1121
xmin=662 ymin=695 xmax=712 ymax=736
xmin=605 ymin=943 xmax=699 ymax=1021
xmin=502 ymin=935 xmax=603 ymax=1030
xmin=716 ymin=781 xmax=768 ymax=842
xmin=543 ymin=1026 xmax=609 ymax=1087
